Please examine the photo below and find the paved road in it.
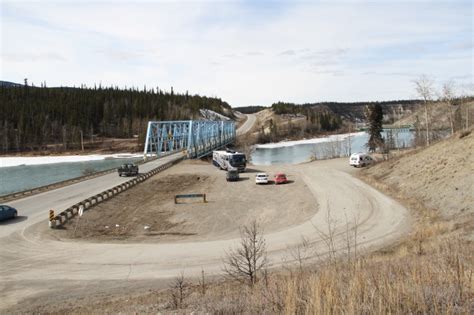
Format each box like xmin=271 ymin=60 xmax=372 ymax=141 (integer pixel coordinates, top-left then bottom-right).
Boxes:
xmin=236 ymin=113 xmax=256 ymax=136
xmin=0 ymin=153 xmax=184 ymax=239
xmin=0 ymin=158 xmax=410 ymax=310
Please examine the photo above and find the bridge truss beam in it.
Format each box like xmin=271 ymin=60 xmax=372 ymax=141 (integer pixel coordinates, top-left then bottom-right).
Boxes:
xmin=143 ymin=120 xmax=236 ymax=158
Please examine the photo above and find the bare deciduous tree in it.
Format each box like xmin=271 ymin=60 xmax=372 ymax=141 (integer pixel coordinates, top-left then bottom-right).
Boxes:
xmin=441 ymin=81 xmax=458 ymax=134
xmin=312 ymin=206 xmax=339 ymax=266
xmin=169 ymin=272 xmax=189 ymax=309
xmin=414 ymin=75 xmax=435 ymax=146
xmin=287 ymin=236 xmax=312 ymax=273
xmin=223 ymin=220 xmax=268 ymax=286
xmin=198 ymin=269 xmax=207 ymax=296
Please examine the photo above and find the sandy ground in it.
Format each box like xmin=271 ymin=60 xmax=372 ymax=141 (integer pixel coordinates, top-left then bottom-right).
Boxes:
xmin=51 ymin=161 xmax=316 ymax=243
xmin=0 ymin=158 xmax=410 ymax=313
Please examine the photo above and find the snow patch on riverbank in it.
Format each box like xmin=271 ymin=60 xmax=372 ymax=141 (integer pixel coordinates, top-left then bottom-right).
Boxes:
xmin=255 ymin=132 xmax=366 ymax=149
xmin=0 ymin=153 xmax=143 ymax=168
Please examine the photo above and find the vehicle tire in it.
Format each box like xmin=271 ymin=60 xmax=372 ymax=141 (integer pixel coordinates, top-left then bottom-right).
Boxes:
xmin=13 ymin=211 xmax=17 ymax=218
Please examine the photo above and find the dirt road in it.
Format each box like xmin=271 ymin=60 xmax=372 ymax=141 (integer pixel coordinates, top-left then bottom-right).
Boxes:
xmin=0 ymin=158 xmax=410 ymax=312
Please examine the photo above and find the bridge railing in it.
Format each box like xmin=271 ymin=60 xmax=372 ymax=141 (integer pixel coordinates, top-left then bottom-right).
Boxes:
xmin=144 ymin=120 xmax=236 ymax=158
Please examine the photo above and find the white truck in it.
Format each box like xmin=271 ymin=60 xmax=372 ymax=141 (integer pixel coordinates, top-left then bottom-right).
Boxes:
xmin=212 ymin=150 xmax=247 ymax=172
xmin=349 ymin=153 xmax=375 ymax=167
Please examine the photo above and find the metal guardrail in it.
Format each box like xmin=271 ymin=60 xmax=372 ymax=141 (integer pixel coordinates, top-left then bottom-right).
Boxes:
xmin=49 ymin=156 xmax=184 ymax=228
xmin=0 ymin=156 xmax=158 ymax=203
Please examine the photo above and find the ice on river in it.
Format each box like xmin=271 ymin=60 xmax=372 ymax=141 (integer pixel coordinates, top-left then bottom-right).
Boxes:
xmin=255 ymin=132 xmax=366 ymax=149
xmin=0 ymin=153 xmax=143 ymax=168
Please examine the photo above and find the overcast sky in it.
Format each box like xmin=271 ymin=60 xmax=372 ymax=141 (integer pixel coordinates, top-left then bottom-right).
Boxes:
xmin=1 ymin=0 xmax=472 ymax=106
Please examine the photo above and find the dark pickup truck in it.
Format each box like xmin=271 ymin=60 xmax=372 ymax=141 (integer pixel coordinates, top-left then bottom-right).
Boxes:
xmin=118 ymin=163 xmax=139 ymax=177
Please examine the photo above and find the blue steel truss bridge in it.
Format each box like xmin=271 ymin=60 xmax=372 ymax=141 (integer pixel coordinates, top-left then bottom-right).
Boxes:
xmin=143 ymin=120 xmax=236 ymax=158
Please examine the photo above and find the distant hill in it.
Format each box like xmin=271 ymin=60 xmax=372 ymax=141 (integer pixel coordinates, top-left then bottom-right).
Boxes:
xmin=0 ymin=80 xmax=22 ymax=87
xmin=271 ymin=100 xmax=421 ymax=123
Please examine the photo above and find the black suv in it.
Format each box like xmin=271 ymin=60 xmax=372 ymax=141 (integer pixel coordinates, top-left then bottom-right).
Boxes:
xmin=226 ymin=169 xmax=239 ymax=182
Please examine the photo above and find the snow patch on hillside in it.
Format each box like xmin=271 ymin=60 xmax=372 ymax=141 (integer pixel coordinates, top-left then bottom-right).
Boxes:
xmin=200 ymin=109 xmax=230 ymax=121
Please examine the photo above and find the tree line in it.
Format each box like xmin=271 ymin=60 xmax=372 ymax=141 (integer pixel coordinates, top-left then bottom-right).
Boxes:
xmin=0 ymin=85 xmax=232 ymax=153
xmin=272 ymin=102 xmax=343 ymax=131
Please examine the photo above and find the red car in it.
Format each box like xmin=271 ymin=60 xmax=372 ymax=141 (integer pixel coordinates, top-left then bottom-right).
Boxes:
xmin=274 ymin=173 xmax=288 ymax=184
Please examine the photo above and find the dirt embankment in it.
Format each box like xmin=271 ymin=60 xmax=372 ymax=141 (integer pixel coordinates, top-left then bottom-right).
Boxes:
xmin=53 ymin=161 xmax=317 ymax=242
xmin=360 ymin=129 xmax=473 ymax=241
xmin=363 ymin=130 xmax=473 ymax=217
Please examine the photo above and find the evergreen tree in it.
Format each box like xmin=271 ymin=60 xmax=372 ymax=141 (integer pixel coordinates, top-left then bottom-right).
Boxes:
xmin=0 ymin=85 xmax=233 ymax=152
xmin=366 ymin=104 xmax=384 ymax=152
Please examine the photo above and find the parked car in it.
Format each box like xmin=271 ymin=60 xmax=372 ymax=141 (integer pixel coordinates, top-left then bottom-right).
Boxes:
xmin=226 ymin=169 xmax=240 ymax=182
xmin=274 ymin=173 xmax=288 ymax=184
xmin=349 ymin=153 xmax=375 ymax=167
xmin=118 ymin=163 xmax=139 ymax=176
xmin=0 ymin=205 xmax=18 ymax=221
xmin=255 ymin=173 xmax=269 ymax=184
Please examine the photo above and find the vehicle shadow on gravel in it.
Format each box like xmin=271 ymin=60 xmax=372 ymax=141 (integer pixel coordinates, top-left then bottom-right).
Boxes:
xmin=280 ymin=180 xmax=295 ymax=185
xmin=0 ymin=215 xmax=28 ymax=225
xmin=244 ymin=168 xmax=264 ymax=173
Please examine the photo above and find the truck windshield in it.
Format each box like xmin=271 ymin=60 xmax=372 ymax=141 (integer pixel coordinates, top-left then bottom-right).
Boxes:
xmin=230 ymin=154 xmax=246 ymax=166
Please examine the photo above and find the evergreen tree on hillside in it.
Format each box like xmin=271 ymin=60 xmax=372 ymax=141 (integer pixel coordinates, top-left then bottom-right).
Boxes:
xmin=366 ymin=104 xmax=384 ymax=152
xmin=0 ymin=85 xmax=232 ymax=152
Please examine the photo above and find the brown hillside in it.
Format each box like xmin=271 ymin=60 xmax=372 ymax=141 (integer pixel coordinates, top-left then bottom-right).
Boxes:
xmin=363 ymin=129 xmax=473 ymax=219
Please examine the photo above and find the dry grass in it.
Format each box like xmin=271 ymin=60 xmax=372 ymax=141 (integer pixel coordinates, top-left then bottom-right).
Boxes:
xmin=28 ymin=232 xmax=472 ymax=314
xmin=174 ymin=235 xmax=472 ymax=314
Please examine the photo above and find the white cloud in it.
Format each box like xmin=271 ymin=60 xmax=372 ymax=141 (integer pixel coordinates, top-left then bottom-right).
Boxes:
xmin=1 ymin=0 xmax=472 ymax=105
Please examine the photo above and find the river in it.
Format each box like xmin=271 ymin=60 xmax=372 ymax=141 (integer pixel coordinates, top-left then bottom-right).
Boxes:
xmin=0 ymin=157 xmax=142 ymax=196
xmin=251 ymin=130 xmax=413 ymax=165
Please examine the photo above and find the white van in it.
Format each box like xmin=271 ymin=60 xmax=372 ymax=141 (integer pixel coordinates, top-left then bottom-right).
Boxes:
xmin=349 ymin=153 xmax=375 ymax=167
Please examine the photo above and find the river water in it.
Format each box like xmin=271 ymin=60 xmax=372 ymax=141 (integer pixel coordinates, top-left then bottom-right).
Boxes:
xmin=251 ymin=130 xmax=413 ymax=165
xmin=0 ymin=157 xmax=142 ymax=196
xmin=0 ymin=130 xmax=413 ymax=195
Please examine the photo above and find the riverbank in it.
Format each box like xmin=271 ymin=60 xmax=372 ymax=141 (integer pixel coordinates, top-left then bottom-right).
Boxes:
xmin=0 ymin=153 xmax=143 ymax=168
xmin=255 ymin=131 xmax=365 ymax=148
